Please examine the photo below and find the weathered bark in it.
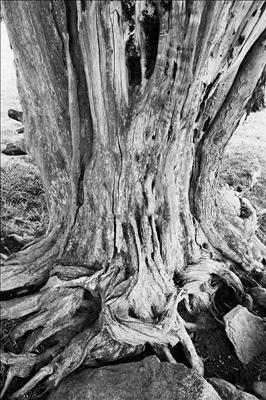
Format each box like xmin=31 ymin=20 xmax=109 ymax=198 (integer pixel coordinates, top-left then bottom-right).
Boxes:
xmin=246 ymin=65 xmax=266 ymax=114
xmin=1 ymin=0 xmax=266 ymax=398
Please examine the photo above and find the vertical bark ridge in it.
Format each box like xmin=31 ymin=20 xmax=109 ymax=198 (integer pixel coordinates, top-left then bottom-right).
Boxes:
xmin=109 ymin=1 xmax=130 ymax=106
xmin=64 ymin=0 xmax=93 ymax=205
xmin=192 ymin=1 xmax=265 ymax=142
xmin=134 ymin=0 xmax=147 ymax=85
xmin=3 ymin=1 xmax=73 ymax=215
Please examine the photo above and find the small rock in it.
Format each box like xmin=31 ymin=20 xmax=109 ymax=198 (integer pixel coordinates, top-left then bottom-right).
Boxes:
xmin=209 ymin=377 xmax=258 ymax=400
xmin=8 ymin=108 xmax=23 ymax=122
xmin=16 ymin=126 xmax=24 ymax=134
xmin=0 ymin=253 xmax=8 ymax=261
xmin=49 ymin=356 xmax=222 ymax=400
xmin=224 ymin=305 xmax=266 ymax=364
xmin=253 ymin=381 xmax=266 ymax=400
xmin=250 ymin=287 xmax=266 ymax=309
xmin=2 ymin=140 xmax=27 ymax=156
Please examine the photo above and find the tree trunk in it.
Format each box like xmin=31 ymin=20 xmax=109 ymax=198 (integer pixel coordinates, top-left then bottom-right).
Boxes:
xmin=1 ymin=1 xmax=266 ymax=398
xmin=246 ymin=65 xmax=266 ymax=114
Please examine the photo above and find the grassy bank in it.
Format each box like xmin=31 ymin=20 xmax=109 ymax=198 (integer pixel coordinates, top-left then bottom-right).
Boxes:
xmin=220 ymin=109 xmax=266 ymax=237
xmin=0 ymin=156 xmax=48 ymax=255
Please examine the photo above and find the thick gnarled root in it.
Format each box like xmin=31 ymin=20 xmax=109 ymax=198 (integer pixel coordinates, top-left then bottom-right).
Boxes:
xmin=178 ymin=258 xmax=244 ymax=317
xmin=1 ymin=256 xmax=245 ymax=398
xmin=103 ymin=288 xmax=204 ymax=374
xmin=0 ymin=346 xmax=60 ymax=398
xmin=0 ymin=269 xmax=205 ymax=398
xmin=9 ymin=324 xmax=100 ymax=399
xmin=197 ymin=186 xmax=266 ymax=273
xmin=1 ymin=319 xmax=101 ymax=398
xmin=214 ymin=186 xmax=265 ymax=271
xmin=7 ymin=322 xmax=142 ymax=399
xmin=0 ymin=272 xmax=102 ymax=398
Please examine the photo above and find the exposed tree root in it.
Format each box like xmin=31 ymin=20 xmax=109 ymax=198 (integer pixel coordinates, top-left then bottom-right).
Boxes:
xmin=215 ymin=187 xmax=266 ymax=271
xmin=0 ymin=250 xmax=251 ymax=397
xmin=0 ymin=226 xmax=65 ymax=292
xmin=1 ymin=183 xmax=264 ymax=398
xmin=195 ymin=185 xmax=266 ymax=273
xmin=179 ymin=259 xmax=243 ymax=313
xmin=0 ymin=346 xmax=60 ymax=398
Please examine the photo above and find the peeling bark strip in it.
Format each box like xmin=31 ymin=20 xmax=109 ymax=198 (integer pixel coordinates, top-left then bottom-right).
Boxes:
xmin=1 ymin=0 xmax=266 ymax=397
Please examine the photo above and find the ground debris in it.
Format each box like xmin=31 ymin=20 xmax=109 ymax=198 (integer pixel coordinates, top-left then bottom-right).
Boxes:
xmin=208 ymin=377 xmax=258 ymax=400
xmin=250 ymin=287 xmax=266 ymax=309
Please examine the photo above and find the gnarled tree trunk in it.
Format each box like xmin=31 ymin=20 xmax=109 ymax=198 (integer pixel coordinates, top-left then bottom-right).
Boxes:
xmin=1 ymin=0 xmax=266 ymax=398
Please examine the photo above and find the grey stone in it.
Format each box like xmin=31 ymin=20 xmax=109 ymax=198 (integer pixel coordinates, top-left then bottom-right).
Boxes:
xmin=49 ymin=355 xmax=221 ymax=400
xmin=209 ymin=378 xmax=259 ymax=400
xmin=2 ymin=139 xmax=27 ymax=155
xmin=224 ymin=305 xmax=266 ymax=364
xmin=16 ymin=126 xmax=24 ymax=134
xmin=253 ymin=381 xmax=266 ymax=400
xmin=250 ymin=287 xmax=266 ymax=309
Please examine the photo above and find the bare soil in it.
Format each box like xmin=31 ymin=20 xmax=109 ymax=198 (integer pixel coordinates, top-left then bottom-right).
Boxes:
xmin=195 ymin=328 xmax=266 ymax=393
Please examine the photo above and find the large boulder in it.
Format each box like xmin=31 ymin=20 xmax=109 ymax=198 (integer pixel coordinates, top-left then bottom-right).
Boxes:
xmin=49 ymin=355 xmax=221 ymax=400
xmin=208 ymin=378 xmax=259 ymax=400
xmin=224 ymin=305 xmax=266 ymax=364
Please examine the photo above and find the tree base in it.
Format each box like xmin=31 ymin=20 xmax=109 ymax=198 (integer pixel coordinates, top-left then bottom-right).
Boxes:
xmin=0 ymin=252 xmax=259 ymax=398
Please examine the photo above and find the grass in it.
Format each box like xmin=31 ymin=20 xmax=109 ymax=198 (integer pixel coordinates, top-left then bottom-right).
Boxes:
xmin=219 ymin=109 xmax=266 ymax=237
xmin=220 ymin=151 xmax=266 ymax=209
xmin=0 ymin=157 xmax=48 ymax=248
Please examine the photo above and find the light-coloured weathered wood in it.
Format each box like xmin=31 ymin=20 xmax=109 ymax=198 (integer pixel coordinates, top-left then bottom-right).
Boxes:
xmin=1 ymin=0 xmax=265 ymax=397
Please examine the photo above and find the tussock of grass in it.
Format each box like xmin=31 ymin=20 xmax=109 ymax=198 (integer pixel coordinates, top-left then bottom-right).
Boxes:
xmin=220 ymin=153 xmax=266 ymax=206
xmin=1 ymin=158 xmax=48 ymax=241
xmin=220 ymin=151 xmax=266 ymax=238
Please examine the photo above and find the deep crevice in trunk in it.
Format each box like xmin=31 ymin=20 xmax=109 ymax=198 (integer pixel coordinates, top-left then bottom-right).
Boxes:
xmin=141 ymin=4 xmax=160 ymax=79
